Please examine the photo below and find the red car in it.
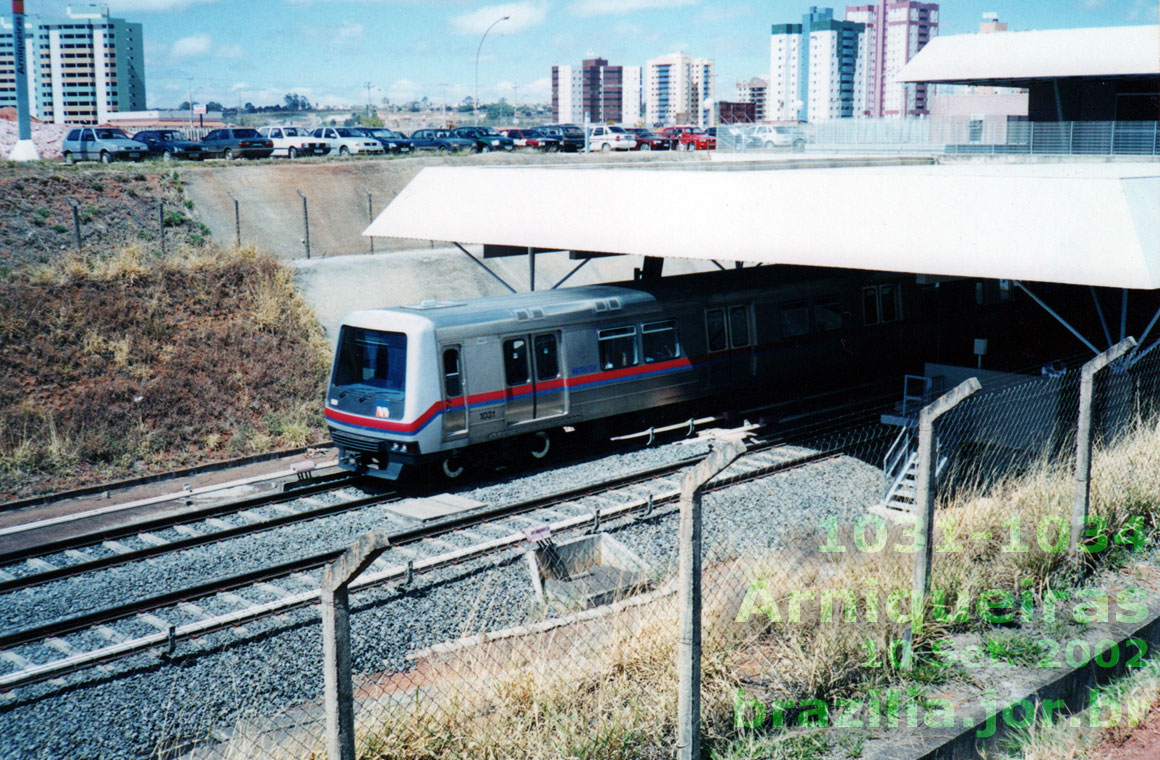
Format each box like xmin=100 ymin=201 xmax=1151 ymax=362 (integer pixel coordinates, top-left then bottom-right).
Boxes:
xmin=498 ymin=128 xmax=561 ymax=152
xmin=627 ymin=128 xmax=677 ymax=151
xmin=658 ymin=125 xmax=716 ymax=151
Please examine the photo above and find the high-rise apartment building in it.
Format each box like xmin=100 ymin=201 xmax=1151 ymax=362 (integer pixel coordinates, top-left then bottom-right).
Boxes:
xmin=736 ymin=77 xmax=767 ymax=121
xmin=645 ymin=52 xmax=715 ymax=127
xmin=769 ymin=7 xmax=865 ymax=122
xmin=0 ymin=3 xmax=145 ymax=125
xmin=552 ymin=55 xmax=641 ymax=124
xmin=845 ymin=1 xmax=938 ymax=116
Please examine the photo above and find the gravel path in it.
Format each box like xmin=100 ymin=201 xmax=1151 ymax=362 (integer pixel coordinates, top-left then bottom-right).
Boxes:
xmin=0 ymin=442 xmax=880 ymax=759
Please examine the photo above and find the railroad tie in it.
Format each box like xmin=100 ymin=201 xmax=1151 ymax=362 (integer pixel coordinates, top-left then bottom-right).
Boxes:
xmin=136 ymin=532 xmax=169 ymax=548
xmin=25 ymin=557 xmax=57 ymax=572
xmin=101 ymin=540 xmax=134 ymax=555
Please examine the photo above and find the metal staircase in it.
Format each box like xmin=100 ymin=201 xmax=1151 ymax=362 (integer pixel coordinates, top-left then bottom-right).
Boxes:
xmin=880 ymin=426 xmax=948 ymax=514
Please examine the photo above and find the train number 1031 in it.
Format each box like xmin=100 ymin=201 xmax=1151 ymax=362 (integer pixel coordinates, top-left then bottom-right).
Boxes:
xmin=817 ymin=514 xmax=1149 ymax=555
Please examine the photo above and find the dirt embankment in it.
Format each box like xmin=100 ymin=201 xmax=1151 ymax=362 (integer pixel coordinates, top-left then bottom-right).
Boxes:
xmin=0 ymin=164 xmax=208 ymax=274
xmin=0 ymin=248 xmax=330 ymax=501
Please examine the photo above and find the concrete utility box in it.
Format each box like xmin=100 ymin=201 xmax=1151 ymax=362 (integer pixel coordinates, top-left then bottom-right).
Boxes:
xmin=526 ymin=533 xmax=651 ymax=609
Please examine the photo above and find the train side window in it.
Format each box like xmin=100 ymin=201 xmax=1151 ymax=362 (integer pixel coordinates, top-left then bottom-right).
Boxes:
xmin=880 ymin=284 xmax=899 ymax=322
xmin=598 ymin=326 xmax=638 ymax=370
xmin=862 ymin=287 xmax=881 ymax=326
xmin=706 ymin=309 xmax=727 ymax=352
xmin=780 ymin=301 xmax=810 ymax=338
xmin=533 ymin=334 xmax=559 ymax=380
xmin=642 ymin=320 xmax=680 ymax=363
xmin=813 ymin=297 xmax=844 ymax=332
xmin=442 ymin=348 xmax=462 ymax=397
xmin=503 ymin=338 xmax=529 ymax=386
xmin=730 ymin=306 xmax=751 ymax=348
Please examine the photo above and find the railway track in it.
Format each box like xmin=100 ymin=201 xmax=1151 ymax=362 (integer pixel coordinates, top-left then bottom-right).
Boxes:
xmin=0 ymin=472 xmax=381 ymax=594
xmin=0 ymin=436 xmax=855 ymax=693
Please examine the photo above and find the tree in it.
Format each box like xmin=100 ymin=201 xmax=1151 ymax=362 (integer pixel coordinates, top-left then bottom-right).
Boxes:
xmin=243 ymin=102 xmax=256 ymax=113
xmin=205 ymin=101 xmax=224 ymax=112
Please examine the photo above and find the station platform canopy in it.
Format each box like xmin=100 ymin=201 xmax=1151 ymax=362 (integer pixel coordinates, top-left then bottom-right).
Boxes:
xmin=898 ymin=25 xmax=1160 ymax=86
xmin=364 ymin=161 xmax=1160 ymax=291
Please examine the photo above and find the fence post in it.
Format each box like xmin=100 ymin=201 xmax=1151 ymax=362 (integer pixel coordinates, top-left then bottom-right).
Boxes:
xmin=227 ymin=193 xmax=240 ymax=247
xmin=321 ymin=528 xmax=393 ymax=760
xmin=296 ymin=189 xmax=311 ymax=259
xmin=69 ymin=200 xmax=81 ymax=252
xmin=159 ymin=202 xmax=166 ymax=256
xmin=902 ymin=378 xmax=980 ymax=670
xmin=1072 ymin=338 xmax=1136 ymax=552
xmin=678 ymin=439 xmax=746 ymax=760
xmin=362 ymin=187 xmax=374 ymax=254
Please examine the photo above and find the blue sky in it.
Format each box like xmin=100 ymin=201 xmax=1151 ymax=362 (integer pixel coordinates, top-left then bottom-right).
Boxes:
xmin=30 ymin=0 xmax=1160 ymax=109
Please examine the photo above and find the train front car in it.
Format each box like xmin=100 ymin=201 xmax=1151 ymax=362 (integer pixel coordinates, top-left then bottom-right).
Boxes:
xmin=324 ymin=309 xmax=442 ymax=479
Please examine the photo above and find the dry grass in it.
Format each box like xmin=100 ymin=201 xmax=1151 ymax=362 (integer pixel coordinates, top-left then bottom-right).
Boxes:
xmin=301 ymin=417 xmax=1160 ymax=760
xmin=0 ymin=242 xmax=330 ymax=499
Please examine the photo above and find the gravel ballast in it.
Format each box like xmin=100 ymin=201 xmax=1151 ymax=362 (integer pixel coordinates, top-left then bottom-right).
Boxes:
xmin=0 ymin=441 xmax=880 ymax=759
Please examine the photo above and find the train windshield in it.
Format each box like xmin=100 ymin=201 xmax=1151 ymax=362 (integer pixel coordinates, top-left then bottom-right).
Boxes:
xmin=333 ymin=327 xmax=407 ymax=393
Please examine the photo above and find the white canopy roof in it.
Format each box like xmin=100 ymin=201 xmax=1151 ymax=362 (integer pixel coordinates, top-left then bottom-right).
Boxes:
xmin=900 ymin=25 xmax=1160 ymax=84
xmin=365 ymin=162 xmax=1160 ymax=290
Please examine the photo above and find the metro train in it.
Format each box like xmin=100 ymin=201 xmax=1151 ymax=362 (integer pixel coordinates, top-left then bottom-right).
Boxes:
xmin=323 ymin=264 xmax=992 ymax=480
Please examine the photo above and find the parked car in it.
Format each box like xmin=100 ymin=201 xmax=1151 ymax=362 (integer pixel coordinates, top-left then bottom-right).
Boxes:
xmin=409 ymin=128 xmax=475 ymax=153
xmin=309 ymin=127 xmax=385 ymax=156
xmin=450 ymin=126 xmax=515 ymax=153
xmin=538 ymin=124 xmax=586 ymax=152
xmin=587 ymin=125 xmax=637 ymax=152
xmin=498 ymin=128 xmax=560 ymax=152
xmin=61 ymin=127 xmax=146 ymax=164
xmin=745 ymin=124 xmax=807 ymax=151
xmin=200 ymin=128 xmax=275 ymax=160
xmin=658 ymin=125 xmax=716 ymax=151
xmin=131 ymin=129 xmax=206 ymax=161
xmin=352 ymin=127 xmax=415 ymax=154
xmin=626 ymin=127 xmax=676 ymax=151
xmin=257 ymin=126 xmax=330 ymax=158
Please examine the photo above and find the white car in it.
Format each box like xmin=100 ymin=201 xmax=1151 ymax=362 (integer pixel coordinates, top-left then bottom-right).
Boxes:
xmin=310 ymin=126 xmax=385 ymax=156
xmin=588 ymin=125 xmax=637 ymax=152
xmin=746 ymin=124 xmax=806 ymax=151
xmin=258 ymin=126 xmax=330 ymax=158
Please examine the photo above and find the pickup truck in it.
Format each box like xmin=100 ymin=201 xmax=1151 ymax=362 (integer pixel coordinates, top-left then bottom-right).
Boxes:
xmin=257 ymin=126 xmax=330 ymax=158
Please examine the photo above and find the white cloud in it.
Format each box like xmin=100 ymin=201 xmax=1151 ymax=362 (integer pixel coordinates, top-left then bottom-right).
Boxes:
xmin=171 ymin=34 xmax=212 ymax=58
xmin=217 ymin=43 xmax=246 ymax=59
xmin=105 ymin=0 xmax=218 ymax=11
xmin=230 ymin=82 xmax=249 ymax=92
xmin=449 ymin=2 xmax=549 ymax=35
xmin=698 ymin=4 xmax=751 ymax=23
xmin=570 ymin=0 xmax=697 ymax=16
xmin=387 ymin=78 xmax=425 ymax=102
xmin=337 ymin=21 xmax=365 ymax=42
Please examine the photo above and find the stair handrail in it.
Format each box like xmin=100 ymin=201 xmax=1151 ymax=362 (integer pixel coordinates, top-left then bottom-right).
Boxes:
xmin=882 ymin=425 xmax=917 ymax=497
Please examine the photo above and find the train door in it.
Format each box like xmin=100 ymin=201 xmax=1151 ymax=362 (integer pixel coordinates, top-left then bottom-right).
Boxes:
xmin=502 ymin=331 xmax=565 ymax=424
xmin=704 ymin=304 xmax=754 ymax=386
xmin=440 ymin=345 xmax=467 ymax=439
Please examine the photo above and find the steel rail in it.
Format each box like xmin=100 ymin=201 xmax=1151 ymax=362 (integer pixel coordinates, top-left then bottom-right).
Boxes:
xmin=0 ymin=486 xmax=391 ymax=595
xmin=0 ymin=442 xmax=851 ymax=691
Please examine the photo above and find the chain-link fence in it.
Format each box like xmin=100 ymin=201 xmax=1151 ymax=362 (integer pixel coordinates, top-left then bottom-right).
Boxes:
xmin=715 ymin=119 xmax=1160 ymax=157
xmin=150 ymin=340 xmax=1160 ymax=759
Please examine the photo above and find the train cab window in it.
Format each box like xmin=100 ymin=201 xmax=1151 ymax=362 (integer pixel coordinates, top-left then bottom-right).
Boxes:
xmin=598 ymin=326 xmax=638 ymax=370
xmin=780 ymin=301 xmax=811 ymax=338
xmin=333 ymin=327 xmax=406 ymax=393
xmin=730 ymin=306 xmax=751 ymax=348
xmin=533 ymin=334 xmax=559 ymax=380
xmin=504 ymin=338 xmax=529 ymax=386
xmin=442 ymin=348 xmax=462 ymax=398
xmin=642 ymin=320 xmax=680 ymax=363
xmin=813 ymin=297 xmax=844 ymax=332
xmin=706 ymin=309 xmax=727 ymax=352
xmin=863 ymin=284 xmax=902 ymax=325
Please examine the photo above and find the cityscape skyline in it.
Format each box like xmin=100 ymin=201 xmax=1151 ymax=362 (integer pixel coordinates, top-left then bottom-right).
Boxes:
xmin=13 ymin=0 xmax=1160 ymax=112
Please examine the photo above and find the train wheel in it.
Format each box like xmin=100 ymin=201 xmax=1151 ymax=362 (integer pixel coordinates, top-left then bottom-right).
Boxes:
xmin=527 ymin=431 xmax=551 ymax=460
xmin=441 ymin=456 xmax=465 ymax=479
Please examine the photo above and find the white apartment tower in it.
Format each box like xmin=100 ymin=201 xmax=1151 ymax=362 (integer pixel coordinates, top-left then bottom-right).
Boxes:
xmin=737 ymin=77 xmax=768 ymax=122
xmin=0 ymin=4 xmax=145 ymax=124
xmin=645 ymin=52 xmax=715 ymax=127
xmin=845 ymin=1 xmax=939 ymax=116
xmin=769 ymin=8 xmax=864 ymax=122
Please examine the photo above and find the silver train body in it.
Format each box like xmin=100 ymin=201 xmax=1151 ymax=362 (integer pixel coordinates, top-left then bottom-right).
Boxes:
xmin=324 ymin=266 xmax=921 ymax=479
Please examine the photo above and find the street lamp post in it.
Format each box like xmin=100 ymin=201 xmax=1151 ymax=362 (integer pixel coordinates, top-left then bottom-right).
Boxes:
xmin=474 ymin=15 xmax=509 ymax=126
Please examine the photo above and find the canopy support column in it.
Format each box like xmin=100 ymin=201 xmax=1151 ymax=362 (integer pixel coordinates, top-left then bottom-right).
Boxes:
xmin=1090 ymin=287 xmax=1113 ymax=348
xmin=453 ymin=242 xmax=517 ymax=294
